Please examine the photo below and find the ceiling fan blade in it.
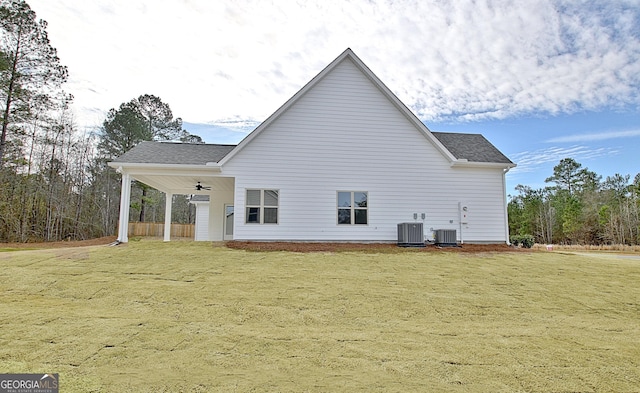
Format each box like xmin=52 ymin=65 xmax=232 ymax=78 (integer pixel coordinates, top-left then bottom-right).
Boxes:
xmin=195 ymin=182 xmax=211 ymax=191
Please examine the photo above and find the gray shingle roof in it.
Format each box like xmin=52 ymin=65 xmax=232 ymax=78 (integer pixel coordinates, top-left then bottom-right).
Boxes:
xmin=112 ymin=134 xmax=512 ymax=166
xmin=432 ymin=132 xmax=513 ymax=164
xmin=112 ymin=141 xmax=236 ymax=165
xmin=190 ymin=195 xmax=210 ymax=202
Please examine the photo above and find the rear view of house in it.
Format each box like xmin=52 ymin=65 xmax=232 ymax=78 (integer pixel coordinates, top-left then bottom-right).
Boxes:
xmin=110 ymin=48 xmax=515 ymax=244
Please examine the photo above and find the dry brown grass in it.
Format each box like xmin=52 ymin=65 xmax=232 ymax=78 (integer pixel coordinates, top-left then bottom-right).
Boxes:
xmin=0 ymin=236 xmax=117 ymax=251
xmin=532 ymin=243 xmax=640 ymax=253
xmin=0 ymin=241 xmax=638 ymax=392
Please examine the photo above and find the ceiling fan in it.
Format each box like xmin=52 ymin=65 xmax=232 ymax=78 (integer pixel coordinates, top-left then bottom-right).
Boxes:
xmin=194 ymin=181 xmax=211 ymax=191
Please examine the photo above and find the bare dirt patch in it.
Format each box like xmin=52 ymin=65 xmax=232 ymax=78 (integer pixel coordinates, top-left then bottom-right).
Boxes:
xmin=226 ymin=241 xmax=529 ymax=253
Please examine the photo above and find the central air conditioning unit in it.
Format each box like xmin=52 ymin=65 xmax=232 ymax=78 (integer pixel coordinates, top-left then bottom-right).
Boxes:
xmin=397 ymin=222 xmax=424 ymax=247
xmin=435 ymin=229 xmax=457 ymax=246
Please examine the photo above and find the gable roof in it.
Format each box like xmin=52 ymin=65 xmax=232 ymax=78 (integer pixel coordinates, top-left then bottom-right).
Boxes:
xmin=432 ymin=132 xmax=513 ymax=164
xmin=111 ymin=131 xmax=512 ymax=167
xmin=111 ymin=141 xmax=235 ymax=165
xmin=110 ymin=49 xmax=514 ymax=170
xmin=218 ymin=48 xmax=460 ymax=166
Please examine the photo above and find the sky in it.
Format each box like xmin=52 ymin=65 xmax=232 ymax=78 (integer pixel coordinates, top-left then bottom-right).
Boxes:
xmin=27 ymin=0 xmax=640 ymax=194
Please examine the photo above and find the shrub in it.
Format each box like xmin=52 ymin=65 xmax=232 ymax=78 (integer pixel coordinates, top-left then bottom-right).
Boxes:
xmin=511 ymin=234 xmax=534 ymax=248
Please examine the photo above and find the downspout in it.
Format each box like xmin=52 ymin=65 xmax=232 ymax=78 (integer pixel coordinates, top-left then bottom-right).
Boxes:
xmin=502 ymin=167 xmax=511 ymax=245
xmin=458 ymin=202 xmax=464 ymax=245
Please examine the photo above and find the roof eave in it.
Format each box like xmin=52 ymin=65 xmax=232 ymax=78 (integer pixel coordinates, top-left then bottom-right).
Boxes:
xmin=108 ymin=162 xmax=222 ymax=172
xmin=451 ymin=160 xmax=516 ymax=169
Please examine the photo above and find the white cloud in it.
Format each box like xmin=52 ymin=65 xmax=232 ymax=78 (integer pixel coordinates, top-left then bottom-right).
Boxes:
xmin=546 ymin=129 xmax=640 ymax=143
xmin=207 ymin=118 xmax=260 ymax=132
xmin=27 ymin=0 xmax=640 ymax=129
xmin=509 ymin=145 xmax=618 ymax=175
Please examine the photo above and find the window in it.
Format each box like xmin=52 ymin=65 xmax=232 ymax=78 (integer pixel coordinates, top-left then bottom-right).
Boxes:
xmin=337 ymin=191 xmax=368 ymax=225
xmin=246 ymin=189 xmax=278 ymax=224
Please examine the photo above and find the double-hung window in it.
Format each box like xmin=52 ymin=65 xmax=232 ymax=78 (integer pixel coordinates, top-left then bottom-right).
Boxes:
xmin=246 ymin=189 xmax=278 ymax=224
xmin=337 ymin=191 xmax=368 ymax=225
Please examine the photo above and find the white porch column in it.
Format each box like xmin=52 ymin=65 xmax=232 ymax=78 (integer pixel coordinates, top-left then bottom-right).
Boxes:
xmin=117 ymin=172 xmax=131 ymax=243
xmin=164 ymin=192 xmax=173 ymax=242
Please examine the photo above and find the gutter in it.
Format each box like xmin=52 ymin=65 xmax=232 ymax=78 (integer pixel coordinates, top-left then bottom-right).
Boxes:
xmin=107 ymin=162 xmax=222 ymax=171
xmin=451 ymin=159 xmax=517 ymax=169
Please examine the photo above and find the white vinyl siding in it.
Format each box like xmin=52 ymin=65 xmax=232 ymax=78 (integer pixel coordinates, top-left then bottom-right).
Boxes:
xmin=223 ymin=58 xmax=509 ymax=242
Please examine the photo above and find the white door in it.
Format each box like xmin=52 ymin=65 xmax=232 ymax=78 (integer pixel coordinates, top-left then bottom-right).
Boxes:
xmin=194 ymin=203 xmax=209 ymax=241
xmin=223 ymin=205 xmax=234 ymax=240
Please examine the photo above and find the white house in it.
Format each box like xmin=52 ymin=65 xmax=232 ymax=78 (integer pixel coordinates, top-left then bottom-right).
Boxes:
xmin=109 ymin=49 xmax=515 ymax=244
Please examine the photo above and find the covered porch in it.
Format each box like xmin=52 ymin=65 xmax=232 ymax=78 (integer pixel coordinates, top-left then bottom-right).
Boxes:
xmin=108 ymin=141 xmax=238 ymax=243
xmin=111 ymin=164 xmax=235 ymax=242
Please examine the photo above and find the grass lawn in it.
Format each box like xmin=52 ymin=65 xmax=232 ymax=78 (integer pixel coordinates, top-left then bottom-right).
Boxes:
xmin=1 ymin=241 xmax=639 ymax=392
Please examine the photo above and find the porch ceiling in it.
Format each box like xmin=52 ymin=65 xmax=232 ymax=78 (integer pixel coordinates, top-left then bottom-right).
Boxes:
xmin=131 ymin=174 xmax=234 ymax=195
xmin=110 ymin=162 xmax=235 ymax=195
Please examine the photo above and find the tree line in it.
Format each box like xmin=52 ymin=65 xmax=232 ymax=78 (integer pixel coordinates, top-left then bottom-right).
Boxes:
xmin=1 ymin=0 xmax=638 ymax=245
xmin=509 ymin=158 xmax=640 ymax=245
xmin=0 ymin=0 xmax=200 ymax=242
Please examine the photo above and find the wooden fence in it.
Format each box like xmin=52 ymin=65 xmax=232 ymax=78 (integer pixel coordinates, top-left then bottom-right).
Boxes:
xmin=128 ymin=222 xmax=195 ymax=238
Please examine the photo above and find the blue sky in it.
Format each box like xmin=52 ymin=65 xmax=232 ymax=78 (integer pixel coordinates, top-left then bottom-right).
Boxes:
xmin=432 ymin=111 xmax=640 ymax=194
xmin=28 ymin=0 xmax=640 ymax=194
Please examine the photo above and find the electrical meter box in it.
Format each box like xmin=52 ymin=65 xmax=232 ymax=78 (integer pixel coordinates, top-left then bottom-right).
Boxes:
xmin=459 ymin=202 xmax=469 ymax=224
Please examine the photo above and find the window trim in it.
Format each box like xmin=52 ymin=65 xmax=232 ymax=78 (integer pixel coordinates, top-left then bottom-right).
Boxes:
xmin=245 ymin=189 xmax=279 ymax=224
xmin=337 ymin=191 xmax=368 ymax=225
